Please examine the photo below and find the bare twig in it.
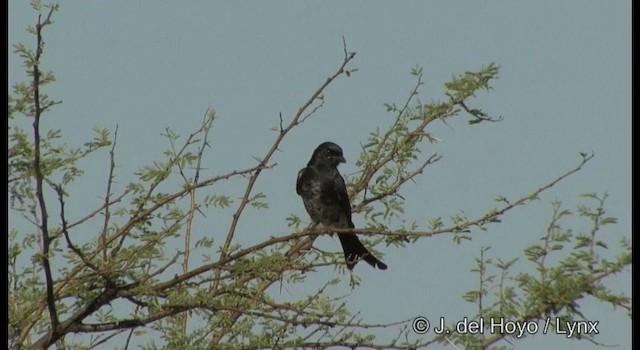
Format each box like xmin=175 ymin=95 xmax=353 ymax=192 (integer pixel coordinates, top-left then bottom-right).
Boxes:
xmin=105 ymin=163 xmax=272 ymax=258
xmin=184 ymin=110 xmax=215 ymax=273
xmin=86 ymin=329 xmax=127 ymax=350
xmin=101 ymin=125 xmax=118 ymax=262
xmin=355 ymin=69 xmax=427 ymax=211
xmin=112 ymin=113 xmax=214 ymax=256
xmin=459 ymin=100 xmax=503 ymax=124
xmin=51 ymin=182 xmax=98 ymax=272
xmin=54 ymin=189 xmax=130 ymax=236
xmin=356 ymin=153 xmax=441 ymax=209
xmin=179 ymin=109 xmax=215 ymax=332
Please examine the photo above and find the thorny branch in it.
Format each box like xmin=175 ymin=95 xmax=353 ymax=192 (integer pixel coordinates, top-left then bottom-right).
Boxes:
xmin=51 ymin=183 xmax=98 ymax=273
xmin=32 ymin=5 xmax=60 ymax=339
xmin=101 ymin=124 xmax=118 ymax=262
xmin=172 ymin=109 xmax=215 ymax=331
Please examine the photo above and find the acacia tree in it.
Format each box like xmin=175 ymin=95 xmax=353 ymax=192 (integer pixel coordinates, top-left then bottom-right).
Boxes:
xmin=9 ymin=4 xmax=630 ymax=350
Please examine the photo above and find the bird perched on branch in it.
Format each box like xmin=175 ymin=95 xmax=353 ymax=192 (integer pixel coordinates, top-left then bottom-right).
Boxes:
xmin=296 ymin=141 xmax=387 ymax=270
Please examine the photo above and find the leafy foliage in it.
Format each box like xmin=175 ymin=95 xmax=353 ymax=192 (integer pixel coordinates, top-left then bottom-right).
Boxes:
xmin=446 ymin=195 xmax=630 ymax=349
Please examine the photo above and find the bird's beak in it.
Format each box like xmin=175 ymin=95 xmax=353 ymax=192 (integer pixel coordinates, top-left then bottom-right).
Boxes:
xmin=339 ymin=156 xmax=346 ymax=163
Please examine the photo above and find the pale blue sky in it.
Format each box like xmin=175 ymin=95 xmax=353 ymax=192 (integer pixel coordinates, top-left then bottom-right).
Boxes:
xmin=9 ymin=1 xmax=631 ymax=349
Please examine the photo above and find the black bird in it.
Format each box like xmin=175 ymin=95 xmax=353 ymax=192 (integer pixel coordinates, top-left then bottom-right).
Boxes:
xmin=296 ymin=142 xmax=387 ymax=270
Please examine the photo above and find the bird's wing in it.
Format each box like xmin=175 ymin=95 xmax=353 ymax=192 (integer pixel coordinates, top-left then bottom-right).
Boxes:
xmin=296 ymin=167 xmax=306 ymax=195
xmin=332 ymin=172 xmax=354 ymax=228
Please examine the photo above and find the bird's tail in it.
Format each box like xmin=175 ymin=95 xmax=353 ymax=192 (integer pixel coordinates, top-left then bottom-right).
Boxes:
xmin=337 ymin=233 xmax=388 ymax=270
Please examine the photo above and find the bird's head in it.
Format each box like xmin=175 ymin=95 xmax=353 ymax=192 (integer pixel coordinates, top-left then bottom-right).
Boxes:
xmin=309 ymin=141 xmax=346 ymax=167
